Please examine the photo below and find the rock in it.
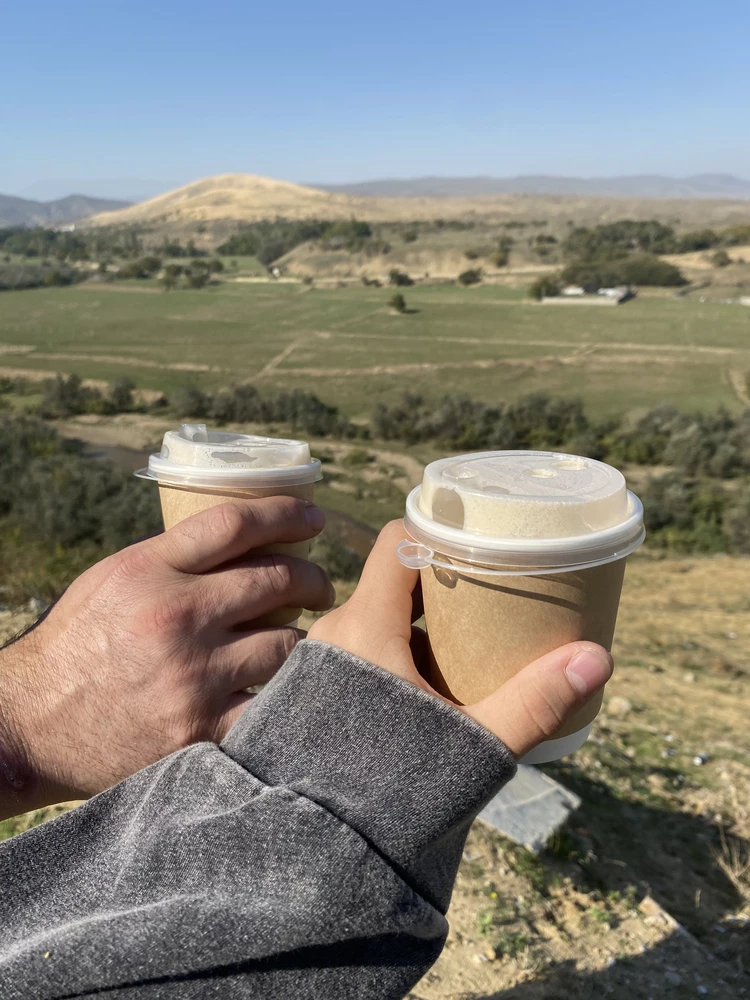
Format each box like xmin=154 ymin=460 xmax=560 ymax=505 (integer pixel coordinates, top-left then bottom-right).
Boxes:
xmin=483 ymin=946 xmax=497 ymax=961
xmin=693 ymin=753 xmax=710 ymax=766
xmin=683 ymin=671 xmax=696 ymax=683
xmin=664 ymin=971 xmax=682 ymax=986
xmin=478 ymin=765 xmax=581 ymax=854
xmin=473 ymin=952 xmax=489 ymax=964
xmin=607 ymin=696 xmax=633 ymax=718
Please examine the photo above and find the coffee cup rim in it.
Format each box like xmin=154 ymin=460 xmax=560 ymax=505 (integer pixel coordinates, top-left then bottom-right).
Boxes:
xmin=404 ymin=484 xmax=645 ymax=570
xmin=137 ymin=456 xmax=323 ymax=488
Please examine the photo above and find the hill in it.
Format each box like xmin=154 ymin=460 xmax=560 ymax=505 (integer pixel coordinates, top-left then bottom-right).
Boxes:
xmin=0 ymin=193 xmax=132 ymax=228
xmin=86 ymin=173 xmax=750 ymax=236
xmin=318 ymin=174 xmax=750 ymax=200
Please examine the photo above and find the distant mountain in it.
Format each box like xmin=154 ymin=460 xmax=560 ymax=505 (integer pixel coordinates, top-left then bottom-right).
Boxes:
xmin=315 ymin=174 xmax=750 ymax=200
xmin=19 ymin=179 xmax=176 ymax=203
xmin=0 ymin=193 xmax=133 ymax=228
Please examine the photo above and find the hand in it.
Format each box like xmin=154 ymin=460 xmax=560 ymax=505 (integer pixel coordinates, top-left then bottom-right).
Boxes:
xmin=309 ymin=520 xmax=613 ymax=758
xmin=0 ymin=498 xmax=334 ymax=819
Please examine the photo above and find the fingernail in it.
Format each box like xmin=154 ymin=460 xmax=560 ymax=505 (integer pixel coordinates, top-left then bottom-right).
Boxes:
xmin=304 ymin=505 xmax=325 ymax=531
xmin=566 ymin=649 xmax=613 ymax=696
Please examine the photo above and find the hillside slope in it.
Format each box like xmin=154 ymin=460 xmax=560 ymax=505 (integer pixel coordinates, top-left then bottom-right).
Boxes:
xmin=86 ymin=173 xmax=750 ymax=231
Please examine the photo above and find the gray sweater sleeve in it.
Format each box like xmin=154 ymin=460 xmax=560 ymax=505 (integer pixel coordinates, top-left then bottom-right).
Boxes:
xmin=0 ymin=640 xmax=516 ymax=1000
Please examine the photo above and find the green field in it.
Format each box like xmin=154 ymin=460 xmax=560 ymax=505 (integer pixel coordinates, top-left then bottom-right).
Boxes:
xmin=1 ymin=279 xmax=749 ymax=418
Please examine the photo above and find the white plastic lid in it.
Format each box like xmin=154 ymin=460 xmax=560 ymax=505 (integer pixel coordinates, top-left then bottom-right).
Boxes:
xmin=144 ymin=424 xmax=322 ymax=488
xmin=403 ymin=451 xmax=644 ymax=571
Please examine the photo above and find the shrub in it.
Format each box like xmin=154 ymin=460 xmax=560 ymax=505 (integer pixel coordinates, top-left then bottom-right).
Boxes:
xmin=464 ymin=249 xmax=481 ymax=261
xmin=457 ymin=268 xmax=482 ymax=286
xmin=186 ymin=268 xmax=209 ymax=289
xmin=0 ymin=415 xmax=162 ymax=602
xmin=490 ymin=248 xmax=508 ymax=268
xmin=171 ymin=384 xmax=210 ymax=418
xmin=402 ymin=230 xmax=418 ymax=243
xmin=311 ymin=527 xmax=365 ymax=581
xmin=641 ymin=473 xmax=727 ymax=553
xmin=529 ymin=276 xmax=561 ymax=300
xmin=388 ymin=292 xmax=407 ymax=313
xmin=560 ymin=253 xmax=687 ymax=290
xmin=119 ymin=256 xmax=162 ymax=279
xmin=161 ymin=264 xmax=183 ymax=290
xmin=712 ymin=249 xmax=731 ymax=268
xmin=388 ymin=268 xmax=413 ymax=287
xmin=677 ymin=229 xmax=720 ymax=252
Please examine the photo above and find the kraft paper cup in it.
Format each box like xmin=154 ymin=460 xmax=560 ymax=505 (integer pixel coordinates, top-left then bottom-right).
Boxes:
xmin=137 ymin=424 xmax=322 ymax=626
xmin=397 ymin=451 xmax=645 ymax=764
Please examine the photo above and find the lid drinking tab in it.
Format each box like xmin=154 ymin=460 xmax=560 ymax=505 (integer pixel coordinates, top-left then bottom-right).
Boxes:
xmin=419 ymin=451 xmax=629 ymax=539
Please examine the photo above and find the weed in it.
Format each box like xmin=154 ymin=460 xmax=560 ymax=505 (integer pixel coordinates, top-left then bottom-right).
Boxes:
xmin=508 ymin=848 xmax=547 ymax=894
xmin=493 ymin=930 xmax=528 ymax=958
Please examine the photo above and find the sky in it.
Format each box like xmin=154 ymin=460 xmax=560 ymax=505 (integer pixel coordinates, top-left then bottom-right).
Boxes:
xmin=2 ymin=0 xmax=749 ymax=200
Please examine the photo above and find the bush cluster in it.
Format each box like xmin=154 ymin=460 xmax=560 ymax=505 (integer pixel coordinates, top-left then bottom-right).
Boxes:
xmin=0 ymin=263 xmax=85 ymax=291
xmin=0 ymin=415 xmax=162 ymax=601
xmin=372 ymin=392 xmax=592 ymax=452
xmin=36 ymin=374 xmax=137 ymax=419
xmin=217 ymin=219 xmax=372 ymax=267
xmin=170 ymin=383 xmax=358 ymax=439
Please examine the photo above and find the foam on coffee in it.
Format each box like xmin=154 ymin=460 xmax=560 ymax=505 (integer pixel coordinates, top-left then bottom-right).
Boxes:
xmin=419 ymin=451 xmax=629 ymax=540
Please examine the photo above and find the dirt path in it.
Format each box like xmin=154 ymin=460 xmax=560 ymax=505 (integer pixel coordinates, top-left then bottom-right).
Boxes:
xmin=331 ymin=330 xmax=744 ymax=356
xmin=728 ymin=368 xmax=750 ymax=406
xmin=22 ymin=352 xmax=221 ymax=373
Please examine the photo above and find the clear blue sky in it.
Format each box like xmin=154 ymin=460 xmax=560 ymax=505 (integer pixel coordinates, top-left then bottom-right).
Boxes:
xmin=2 ymin=0 xmax=749 ymax=199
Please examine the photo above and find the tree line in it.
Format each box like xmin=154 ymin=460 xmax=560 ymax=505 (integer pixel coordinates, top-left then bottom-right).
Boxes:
xmin=5 ymin=374 xmax=750 ymax=557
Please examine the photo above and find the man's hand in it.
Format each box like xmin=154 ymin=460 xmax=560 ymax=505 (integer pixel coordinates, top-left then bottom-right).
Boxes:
xmin=0 ymin=498 xmax=333 ymax=819
xmin=309 ymin=520 xmax=613 ymax=759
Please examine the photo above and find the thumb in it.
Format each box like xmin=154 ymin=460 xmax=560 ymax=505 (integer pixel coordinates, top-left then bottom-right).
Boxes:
xmin=463 ymin=642 xmax=613 ymax=759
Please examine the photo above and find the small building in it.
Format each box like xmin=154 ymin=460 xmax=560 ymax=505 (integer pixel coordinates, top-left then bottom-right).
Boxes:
xmin=562 ymin=285 xmax=585 ymax=296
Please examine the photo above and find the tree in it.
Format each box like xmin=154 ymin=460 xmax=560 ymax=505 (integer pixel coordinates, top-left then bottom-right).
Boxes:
xmin=108 ymin=378 xmax=136 ymax=412
xmin=388 ymin=293 xmax=407 ymax=313
xmin=529 ymin=276 xmax=561 ymax=300
xmin=712 ymin=249 xmax=731 ymax=268
xmin=388 ymin=268 xmax=413 ymax=287
xmin=457 ymin=268 xmax=482 ymax=286
xmin=161 ymin=264 xmax=183 ymax=290
xmin=171 ymin=384 xmax=209 ymax=418
xmin=185 ymin=264 xmax=209 ymax=289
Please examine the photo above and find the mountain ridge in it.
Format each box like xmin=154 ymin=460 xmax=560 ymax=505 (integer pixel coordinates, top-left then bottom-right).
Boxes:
xmin=314 ymin=174 xmax=750 ymax=200
xmin=0 ymin=193 xmax=132 ymax=228
xmin=84 ymin=172 xmax=750 ymax=233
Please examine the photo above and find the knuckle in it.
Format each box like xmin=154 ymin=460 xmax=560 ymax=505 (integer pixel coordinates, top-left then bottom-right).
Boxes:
xmin=147 ymin=587 xmax=198 ymax=634
xmin=258 ymin=556 xmax=294 ymax=596
xmin=110 ymin=544 xmax=154 ymax=581
xmin=518 ymin=683 xmax=567 ymax=741
xmin=212 ymin=502 xmax=250 ymax=540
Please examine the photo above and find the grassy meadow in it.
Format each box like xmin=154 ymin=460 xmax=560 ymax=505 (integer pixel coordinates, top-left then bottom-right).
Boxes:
xmin=1 ymin=278 xmax=750 ymax=419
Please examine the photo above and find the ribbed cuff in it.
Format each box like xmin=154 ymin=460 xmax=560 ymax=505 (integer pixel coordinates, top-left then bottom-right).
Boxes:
xmin=221 ymin=640 xmax=516 ymax=910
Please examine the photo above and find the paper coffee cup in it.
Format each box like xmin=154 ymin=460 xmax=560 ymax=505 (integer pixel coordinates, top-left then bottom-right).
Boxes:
xmin=137 ymin=423 xmax=322 ymax=626
xmin=397 ymin=451 xmax=645 ymax=763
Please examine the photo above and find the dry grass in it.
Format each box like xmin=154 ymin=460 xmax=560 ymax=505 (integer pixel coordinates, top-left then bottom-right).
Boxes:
xmin=86 ymin=172 xmax=750 ymax=231
xmin=2 ymin=547 xmax=748 ymax=997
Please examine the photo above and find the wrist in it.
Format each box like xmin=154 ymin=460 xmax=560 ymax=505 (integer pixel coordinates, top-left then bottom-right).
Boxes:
xmin=0 ymin=635 xmax=48 ymax=820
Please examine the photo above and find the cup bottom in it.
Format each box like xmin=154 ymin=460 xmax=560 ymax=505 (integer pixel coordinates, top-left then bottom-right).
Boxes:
xmin=518 ymin=724 xmax=592 ymax=765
